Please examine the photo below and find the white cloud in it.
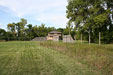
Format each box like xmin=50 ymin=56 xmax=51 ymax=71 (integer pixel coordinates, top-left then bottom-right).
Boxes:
xmin=36 ymin=13 xmax=68 ymax=28
xmin=0 ymin=0 xmax=68 ymax=28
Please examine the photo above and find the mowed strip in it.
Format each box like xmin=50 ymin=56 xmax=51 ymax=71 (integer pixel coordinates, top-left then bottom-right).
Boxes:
xmin=0 ymin=42 xmax=102 ymax=75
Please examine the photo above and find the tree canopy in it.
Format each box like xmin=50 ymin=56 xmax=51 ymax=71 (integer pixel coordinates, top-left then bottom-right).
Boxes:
xmin=66 ymin=0 xmax=113 ymax=43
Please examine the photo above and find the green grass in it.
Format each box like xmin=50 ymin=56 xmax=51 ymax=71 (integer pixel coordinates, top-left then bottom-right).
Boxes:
xmin=0 ymin=41 xmax=103 ymax=75
xmin=40 ymin=41 xmax=113 ymax=75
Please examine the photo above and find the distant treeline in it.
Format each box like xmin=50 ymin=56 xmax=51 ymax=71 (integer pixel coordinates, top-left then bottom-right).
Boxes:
xmin=0 ymin=18 xmax=76 ymax=41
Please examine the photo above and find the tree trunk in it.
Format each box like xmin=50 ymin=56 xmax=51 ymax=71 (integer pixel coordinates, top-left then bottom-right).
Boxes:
xmin=69 ymin=28 xmax=71 ymax=36
xmin=81 ymin=34 xmax=82 ymax=43
xmin=89 ymin=32 xmax=91 ymax=44
xmin=75 ymin=35 xmax=76 ymax=43
xmin=30 ymin=37 xmax=31 ymax=41
xmin=99 ymin=32 xmax=101 ymax=45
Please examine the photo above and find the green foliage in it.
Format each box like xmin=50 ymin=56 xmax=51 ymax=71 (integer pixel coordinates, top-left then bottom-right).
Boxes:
xmin=6 ymin=19 xmax=56 ymax=41
xmin=0 ymin=29 xmax=6 ymax=40
xmin=66 ymin=0 xmax=113 ymax=43
xmin=31 ymin=24 xmax=55 ymax=37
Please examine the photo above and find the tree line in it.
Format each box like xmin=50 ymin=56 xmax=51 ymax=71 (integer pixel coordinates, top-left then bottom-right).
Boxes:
xmin=66 ymin=0 xmax=113 ymax=44
xmin=0 ymin=18 xmax=76 ymax=41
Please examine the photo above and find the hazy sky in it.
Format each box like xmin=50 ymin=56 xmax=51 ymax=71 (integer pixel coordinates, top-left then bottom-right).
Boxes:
xmin=0 ymin=0 xmax=68 ymax=30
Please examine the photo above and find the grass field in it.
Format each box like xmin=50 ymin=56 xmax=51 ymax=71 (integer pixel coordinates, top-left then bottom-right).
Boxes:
xmin=0 ymin=41 xmax=112 ymax=75
xmin=40 ymin=41 xmax=113 ymax=75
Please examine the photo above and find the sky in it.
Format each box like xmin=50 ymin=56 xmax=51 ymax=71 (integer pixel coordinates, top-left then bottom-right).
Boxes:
xmin=0 ymin=0 xmax=68 ymax=30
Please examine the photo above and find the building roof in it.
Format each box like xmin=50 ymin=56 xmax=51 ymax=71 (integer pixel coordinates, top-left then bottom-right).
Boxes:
xmin=49 ymin=31 xmax=62 ymax=34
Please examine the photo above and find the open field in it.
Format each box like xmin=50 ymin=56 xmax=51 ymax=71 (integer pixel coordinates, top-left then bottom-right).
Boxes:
xmin=40 ymin=41 xmax=113 ymax=75
xmin=0 ymin=41 xmax=112 ymax=75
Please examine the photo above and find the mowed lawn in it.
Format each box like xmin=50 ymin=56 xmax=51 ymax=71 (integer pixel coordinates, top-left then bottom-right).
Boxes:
xmin=0 ymin=41 xmax=109 ymax=75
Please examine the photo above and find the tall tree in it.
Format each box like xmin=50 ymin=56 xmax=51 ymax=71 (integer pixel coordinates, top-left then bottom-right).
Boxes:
xmin=7 ymin=23 xmax=15 ymax=34
xmin=27 ymin=24 xmax=33 ymax=40
xmin=7 ymin=22 xmax=16 ymax=40
xmin=0 ymin=29 xmax=6 ymax=40
xmin=16 ymin=18 xmax=27 ymax=40
xmin=66 ymin=0 xmax=113 ymax=44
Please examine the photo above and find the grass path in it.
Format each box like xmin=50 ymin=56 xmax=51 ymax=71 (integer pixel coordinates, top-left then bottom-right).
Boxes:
xmin=0 ymin=42 xmax=102 ymax=75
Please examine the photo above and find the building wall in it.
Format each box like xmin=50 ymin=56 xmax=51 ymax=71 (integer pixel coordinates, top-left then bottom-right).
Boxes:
xmin=53 ymin=36 xmax=59 ymax=42
xmin=47 ymin=36 xmax=53 ymax=40
xmin=47 ymin=33 xmax=62 ymax=41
